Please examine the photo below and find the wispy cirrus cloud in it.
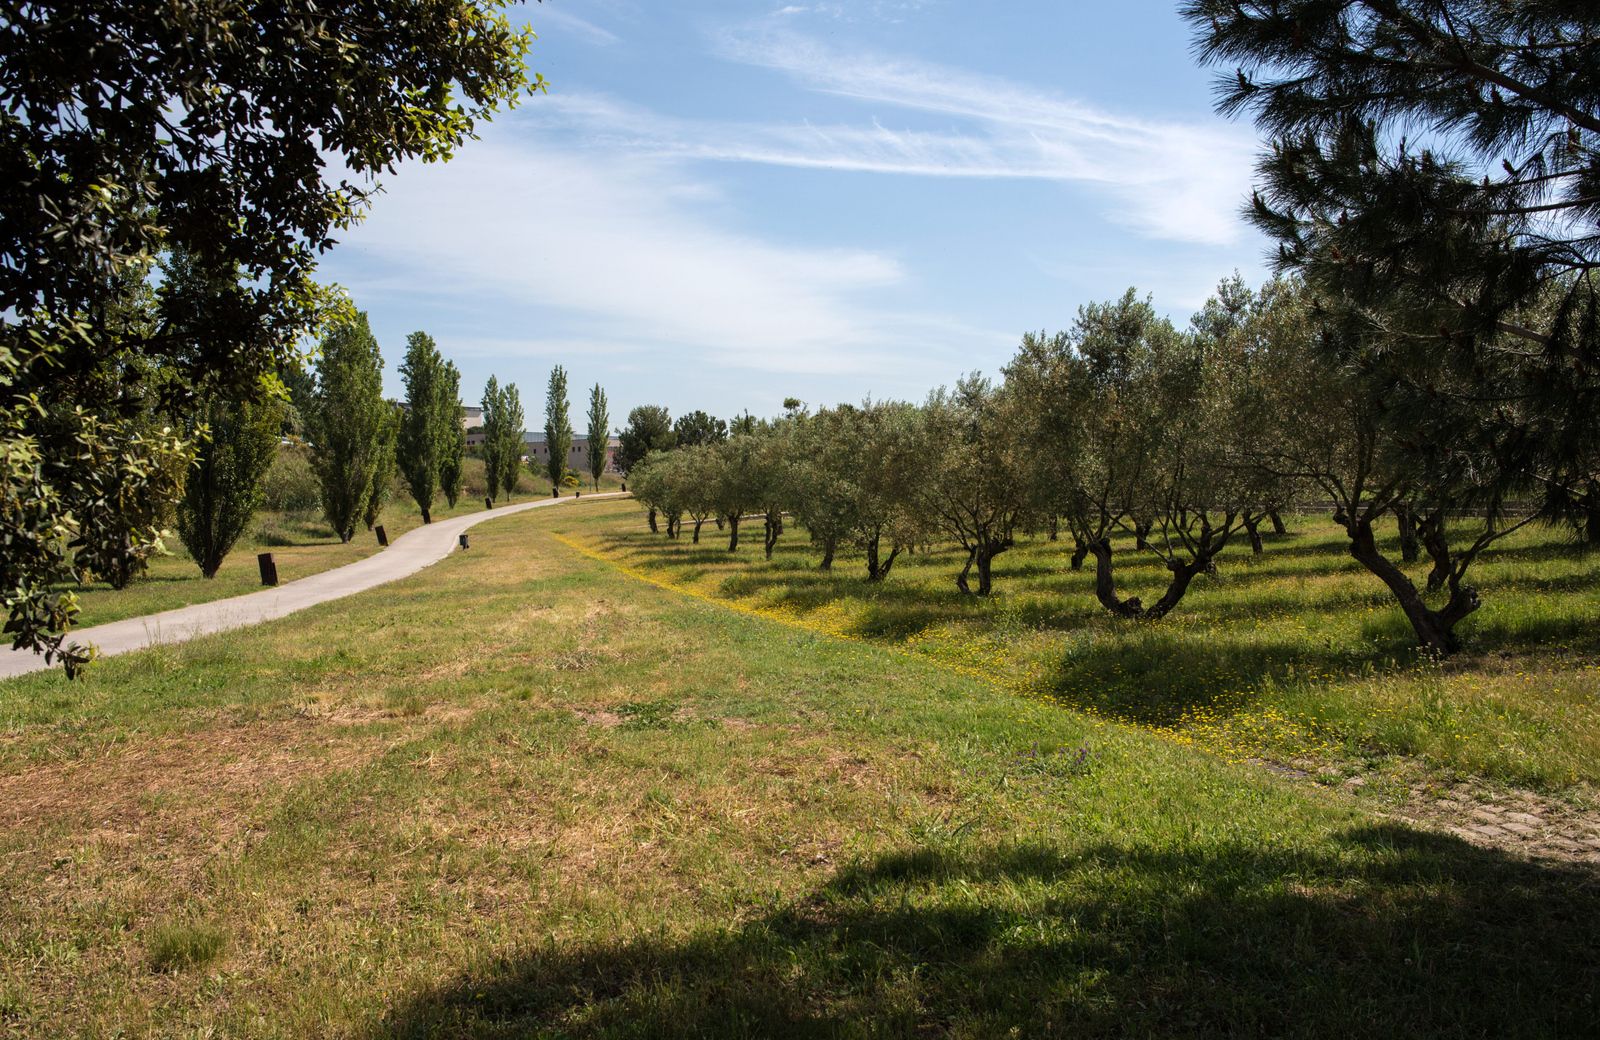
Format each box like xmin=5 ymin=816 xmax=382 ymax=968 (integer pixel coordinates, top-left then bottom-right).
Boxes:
xmin=331 ymin=128 xmax=1004 ymax=385
xmin=529 ymin=4 xmax=621 ymax=46
xmin=531 ymin=26 xmax=1257 ymax=246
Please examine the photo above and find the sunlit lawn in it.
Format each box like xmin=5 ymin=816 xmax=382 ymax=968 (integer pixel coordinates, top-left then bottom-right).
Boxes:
xmin=554 ymin=502 xmax=1600 ymax=791
xmin=0 ymin=502 xmax=1595 ymax=1036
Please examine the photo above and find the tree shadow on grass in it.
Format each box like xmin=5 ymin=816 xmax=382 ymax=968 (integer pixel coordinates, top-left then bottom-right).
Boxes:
xmin=370 ymin=824 xmax=1600 ymax=1039
xmin=1038 ymin=628 xmax=1411 ymax=727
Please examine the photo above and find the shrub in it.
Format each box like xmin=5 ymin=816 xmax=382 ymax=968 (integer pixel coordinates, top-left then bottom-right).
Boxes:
xmin=261 ymin=446 xmax=320 ymax=516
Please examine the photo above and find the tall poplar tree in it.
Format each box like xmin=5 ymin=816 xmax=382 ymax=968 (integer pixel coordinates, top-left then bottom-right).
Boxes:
xmin=586 ymin=383 xmax=610 ymax=490
xmin=543 ymin=364 xmax=571 ymax=490
xmin=178 ymin=393 xmax=284 ymax=578
xmin=364 ymin=401 xmax=399 ymax=530
xmin=498 ymin=383 xmax=525 ymax=500
xmin=309 ymin=313 xmax=387 ymax=543
xmin=439 ymin=361 xmax=466 ymax=507
xmin=481 ymin=376 xmax=507 ymax=505
xmin=398 ymin=331 xmax=446 ymax=522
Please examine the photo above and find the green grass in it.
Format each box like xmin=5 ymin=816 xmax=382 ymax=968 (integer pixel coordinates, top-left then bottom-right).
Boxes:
xmin=63 ymin=457 xmax=626 ymax=628
xmin=555 ymin=504 xmax=1600 ymax=791
xmin=0 ymin=501 xmax=1595 ymax=1036
xmin=146 ymin=920 xmax=227 ymax=973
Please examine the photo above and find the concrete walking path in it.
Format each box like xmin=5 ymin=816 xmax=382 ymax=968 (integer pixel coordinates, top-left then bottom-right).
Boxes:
xmin=0 ymin=493 xmax=627 ymax=681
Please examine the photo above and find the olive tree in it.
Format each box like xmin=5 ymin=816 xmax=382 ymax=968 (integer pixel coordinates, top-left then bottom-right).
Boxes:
xmin=918 ymin=376 xmax=1032 ymax=596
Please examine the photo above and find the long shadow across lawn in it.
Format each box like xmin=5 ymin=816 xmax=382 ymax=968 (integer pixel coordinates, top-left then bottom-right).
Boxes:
xmin=371 ymin=824 xmax=1600 ymax=1039
xmin=597 ymin=531 xmax=1421 ymax=726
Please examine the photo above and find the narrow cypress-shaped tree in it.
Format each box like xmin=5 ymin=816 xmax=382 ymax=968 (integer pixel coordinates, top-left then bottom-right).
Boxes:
xmin=364 ymin=401 xmax=399 ymax=531
xmin=398 ymin=331 xmax=445 ymax=522
xmin=439 ymin=361 xmax=465 ymax=507
xmin=586 ymin=383 xmax=609 ymax=490
xmin=481 ymin=376 xmax=506 ymax=505
xmin=543 ymin=365 xmax=571 ymax=491
xmin=178 ymin=393 xmax=284 ymax=577
xmin=309 ymin=313 xmax=387 ymax=543
xmin=499 ymin=383 xmax=525 ymax=500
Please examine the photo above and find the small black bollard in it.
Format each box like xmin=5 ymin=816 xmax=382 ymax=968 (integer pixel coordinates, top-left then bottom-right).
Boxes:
xmin=621 ymin=482 xmax=627 ymax=492
xmin=375 ymin=525 xmax=388 ymax=546
xmin=575 ymin=490 xmax=581 ymax=497
xmin=551 ymin=487 xmax=559 ymax=498
xmin=257 ymin=552 xmax=279 ymax=586
xmin=485 ymin=496 xmax=493 ymax=510
xmin=458 ymin=533 xmax=470 ymax=550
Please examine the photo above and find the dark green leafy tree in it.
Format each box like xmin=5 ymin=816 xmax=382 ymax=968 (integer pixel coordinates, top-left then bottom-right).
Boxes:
xmin=308 ymin=314 xmax=387 ymax=543
xmin=673 ymin=410 xmax=727 ymax=448
xmin=585 ymin=383 xmax=609 ymax=490
xmin=1 ymin=398 xmax=83 ymax=671
xmin=0 ymin=0 xmax=537 ymax=669
xmin=51 ymin=269 xmax=196 ymax=592
xmin=615 ymin=406 xmax=676 ymax=477
xmin=439 ymin=361 xmax=465 ymax=507
xmin=178 ymin=392 xmax=284 ymax=578
xmin=397 ymin=332 xmax=447 ymax=523
xmin=1185 ymin=0 xmax=1600 ymax=534
xmin=543 ymin=365 xmax=571 ymax=491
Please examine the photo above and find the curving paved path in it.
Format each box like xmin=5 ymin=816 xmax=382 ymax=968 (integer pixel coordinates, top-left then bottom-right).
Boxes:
xmin=0 ymin=493 xmax=627 ymax=681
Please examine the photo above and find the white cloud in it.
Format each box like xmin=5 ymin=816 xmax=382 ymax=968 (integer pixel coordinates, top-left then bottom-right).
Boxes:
xmin=530 ymin=5 xmax=620 ymax=46
xmin=331 ymin=126 xmax=1002 ymax=380
xmin=531 ymin=28 xmax=1258 ymax=246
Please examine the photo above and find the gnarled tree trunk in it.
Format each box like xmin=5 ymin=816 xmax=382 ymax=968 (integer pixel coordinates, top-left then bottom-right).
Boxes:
xmin=1346 ymin=518 xmax=1475 ymax=654
xmin=1395 ymin=504 xmax=1420 ymax=563
xmin=1419 ymin=513 xmax=1451 ymax=592
xmin=1070 ymin=537 xmax=1089 ymax=571
xmin=1268 ymin=509 xmax=1288 ymax=535
xmin=865 ymin=533 xmax=900 ymax=581
xmin=726 ymin=513 xmax=740 ymax=551
xmin=646 ymin=507 xmax=658 ymax=534
xmin=763 ymin=510 xmax=783 ymax=559
xmin=1087 ymin=539 xmax=1143 ymax=617
xmin=1243 ymin=515 xmax=1264 ymax=555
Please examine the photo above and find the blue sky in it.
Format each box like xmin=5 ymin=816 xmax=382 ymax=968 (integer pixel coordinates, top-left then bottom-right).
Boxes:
xmin=321 ymin=0 xmax=1273 ymax=430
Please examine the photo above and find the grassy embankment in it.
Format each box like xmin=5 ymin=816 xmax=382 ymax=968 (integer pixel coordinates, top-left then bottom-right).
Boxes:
xmin=0 ymin=499 xmax=1595 ymax=1037
xmin=65 ymin=455 xmax=624 ymax=628
xmin=558 ymin=503 xmax=1600 ymax=793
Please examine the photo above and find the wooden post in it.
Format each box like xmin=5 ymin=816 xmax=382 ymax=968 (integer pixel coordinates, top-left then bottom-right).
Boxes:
xmin=458 ymin=534 xmax=470 ymax=550
xmin=257 ymin=552 xmax=278 ymax=587
xmin=375 ymin=525 xmax=388 ymax=546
